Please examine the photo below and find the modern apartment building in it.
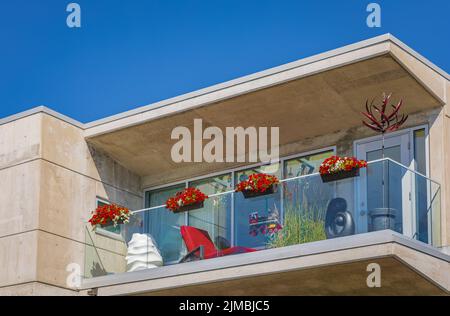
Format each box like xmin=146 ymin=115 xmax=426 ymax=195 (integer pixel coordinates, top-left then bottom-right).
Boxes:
xmin=0 ymin=34 xmax=449 ymax=295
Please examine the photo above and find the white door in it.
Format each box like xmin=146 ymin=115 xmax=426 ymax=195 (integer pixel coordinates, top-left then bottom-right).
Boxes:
xmin=355 ymin=133 xmax=414 ymax=235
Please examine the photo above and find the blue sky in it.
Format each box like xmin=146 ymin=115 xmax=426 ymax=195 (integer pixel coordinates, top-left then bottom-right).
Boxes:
xmin=1 ymin=0 xmax=449 ymax=122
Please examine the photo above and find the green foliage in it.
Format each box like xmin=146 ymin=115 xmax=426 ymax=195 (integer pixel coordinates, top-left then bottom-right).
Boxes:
xmin=267 ymin=206 xmax=326 ymax=248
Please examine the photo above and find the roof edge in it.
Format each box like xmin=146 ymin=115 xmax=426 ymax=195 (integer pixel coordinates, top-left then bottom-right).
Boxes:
xmin=0 ymin=106 xmax=84 ymax=129
xmin=83 ymin=34 xmax=394 ymax=130
xmin=83 ymin=33 xmax=450 ymax=133
xmin=388 ymin=34 xmax=450 ymax=82
xmin=2 ymin=34 xmax=448 ymax=130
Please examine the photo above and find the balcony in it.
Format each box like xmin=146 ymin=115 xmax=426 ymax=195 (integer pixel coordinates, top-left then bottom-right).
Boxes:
xmin=83 ymin=158 xmax=442 ymax=283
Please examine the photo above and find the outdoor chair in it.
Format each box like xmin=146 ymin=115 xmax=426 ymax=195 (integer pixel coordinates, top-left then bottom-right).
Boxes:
xmin=179 ymin=225 xmax=256 ymax=263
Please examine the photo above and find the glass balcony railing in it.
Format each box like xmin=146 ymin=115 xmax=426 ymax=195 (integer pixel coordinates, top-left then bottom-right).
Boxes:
xmin=83 ymin=158 xmax=442 ymax=279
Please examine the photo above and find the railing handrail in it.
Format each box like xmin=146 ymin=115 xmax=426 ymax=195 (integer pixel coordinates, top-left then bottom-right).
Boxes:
xmin=130 ymin=157 xmax=440 ymax=214
xmin=370 ymin=157 xmax=441 ymax=186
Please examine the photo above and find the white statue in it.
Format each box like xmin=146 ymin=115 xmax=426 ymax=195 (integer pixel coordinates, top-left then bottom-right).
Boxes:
xmin=126 ymin=233 xmax=163 ymax=272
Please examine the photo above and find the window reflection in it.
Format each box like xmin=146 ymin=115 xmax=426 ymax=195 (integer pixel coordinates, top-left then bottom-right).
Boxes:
xmin=284 ymin=150 xmax=334 ymax=178
xmin=189 ymin=174 xmax=232 ymax=249
xmin=145 ymin=184 xmax=186 ymax=263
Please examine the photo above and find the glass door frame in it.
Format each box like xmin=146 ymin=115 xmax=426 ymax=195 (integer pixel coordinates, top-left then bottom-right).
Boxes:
xmin=353 ymin=125 xmax=430 ymax=237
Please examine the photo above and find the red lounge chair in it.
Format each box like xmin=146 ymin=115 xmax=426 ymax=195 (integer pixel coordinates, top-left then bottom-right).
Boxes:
xmin=179 ymin=225 xmax=256 ymax=262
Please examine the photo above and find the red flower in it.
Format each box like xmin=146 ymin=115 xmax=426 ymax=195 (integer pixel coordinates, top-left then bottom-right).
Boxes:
xmin=319 ymin=156 xmax=367 ymax=175
xmin=89 ymin=204 xmax=130 ymax=228
xmin=165 ymin=187 xmax=208 ymax=212
xmin=235 ymin=173 xmax=279 ymax=193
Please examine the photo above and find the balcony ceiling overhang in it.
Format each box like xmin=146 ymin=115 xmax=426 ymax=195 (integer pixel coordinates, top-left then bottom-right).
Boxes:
xmin=85 ymin=35 xmax=447 ymax=183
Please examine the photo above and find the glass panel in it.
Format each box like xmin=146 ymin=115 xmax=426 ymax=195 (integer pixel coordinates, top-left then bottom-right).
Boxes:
xmin=145 ymin=184 xmax=186 ymax=263
xmin=366 ymin=146 xmax=403 ymax=233
xmin=284 ymin=150 xmax=334 ymax=178
xmin=413 ymin=129 xmax=429 ymax=243
xmin=84 ymin=226 xmax=107 ymax=278
xmin=234 ymin=189 xmax=281 ymax=249
xmin=430 ymin=183 xmax=441 ymax=247
xmin=234 ymin=163 xmax=281 ymax=248
xmin=189 ymin=174 xmax=232 ymax=249
xmin=143 ymin=206 xmax=184 ymax=264
xmin=276 ymin=175 xmax=335 ymax=247
xmin=83 ymin=158 xmax=442 ymax=279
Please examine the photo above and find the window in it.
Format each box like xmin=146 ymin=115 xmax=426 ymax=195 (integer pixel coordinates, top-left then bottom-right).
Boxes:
xmin=144 ymin=175 xmax=234 ymax=263
xmin=145 ymin=184 xmax=186 ymax=263
xmin=144 ymin=147 xmax=335 ymax=257
xmin=189 ymin=173 xmax=233 ymax=249
xmin=413 ymin=128 xmax=429 ymax=243
xmin=413 ymin=129 xmax=426 ymax=174
xmin=235 ymin=162 xmax=281 ymax=184
xmin=284 ymin=149 xmax=334 ymax=178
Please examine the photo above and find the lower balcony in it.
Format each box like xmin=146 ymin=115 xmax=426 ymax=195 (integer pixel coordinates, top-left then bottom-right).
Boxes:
xmin=82 ymin=158 xmax=447 ymax=295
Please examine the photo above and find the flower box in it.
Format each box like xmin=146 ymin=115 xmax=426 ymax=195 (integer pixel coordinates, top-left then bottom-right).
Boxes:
xmin=235 ymin=173 xmax=280 ymax=199
xmin=319 ymin=156 xmax=367 ymax=183
xmin=241 ymin=183 xmax=278 ymax=199
xmin=89 ymin=204 xmax=131 ymax=230
xmin=172 ymin=201 xmax=204 ymax=213
xmin=166 ymin=188 xmax=208 ymax=213
xmin=99 ymin=218 xmax=125 ymax=228
xmin=320 ymin=167 xmax=360 ymax=183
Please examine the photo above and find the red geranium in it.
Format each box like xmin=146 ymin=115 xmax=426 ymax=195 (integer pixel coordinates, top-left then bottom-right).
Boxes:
xmin=319 ymin=156 xmax=367 ymax=175
xmin=235 ymin=173 xmax=279 ymax=193
xmin=165 ymin=187 xmax=208 ymax=212
xmin=88 ymin=204 xmax=130 ymax=229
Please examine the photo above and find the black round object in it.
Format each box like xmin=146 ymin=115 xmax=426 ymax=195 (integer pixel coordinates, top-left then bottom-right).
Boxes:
xmin=325 ymin=198 xmax=355 ymax=239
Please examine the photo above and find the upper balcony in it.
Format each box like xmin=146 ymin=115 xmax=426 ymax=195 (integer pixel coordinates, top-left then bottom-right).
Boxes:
xmin=82 ymin=158 xmax=445 ymax=294
xmin=80 ymin=35 xmax=450 ymax=295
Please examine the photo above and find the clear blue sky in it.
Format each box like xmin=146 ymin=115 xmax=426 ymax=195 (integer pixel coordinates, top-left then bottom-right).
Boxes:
xmin=1 ymin=0 xmax=449 ymax=122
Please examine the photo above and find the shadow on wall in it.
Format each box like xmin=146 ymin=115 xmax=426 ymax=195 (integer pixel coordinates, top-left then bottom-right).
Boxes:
xmin=85 ymin=143 xmax=144 ymax=277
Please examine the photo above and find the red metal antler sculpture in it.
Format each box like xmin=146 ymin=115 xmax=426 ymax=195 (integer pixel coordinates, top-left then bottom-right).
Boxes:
xmin=362 ymin=93 xmax=408 ymax=159
xmin=362 ymin=93 xmax=408 ymax=134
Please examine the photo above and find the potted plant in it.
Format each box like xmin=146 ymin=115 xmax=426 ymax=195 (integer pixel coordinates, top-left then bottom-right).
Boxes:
xmin=165 ymin=187 xmax=208 ymax=213
xmin=267 ymin=206 xmax=326 ymax=248
xmin=235 ymin=173 xmax=279 ymax=199
xmin=319 ymin=156 xmax=367 ymax=183
xmin=88 ymin=204 xmax=131 ymax=230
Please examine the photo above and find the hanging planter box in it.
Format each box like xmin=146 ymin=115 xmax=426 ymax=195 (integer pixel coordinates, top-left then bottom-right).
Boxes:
xmin=166 ymin=188 xmax=208 ymax=213
xmin=172 ymin=201 xmax=204 ymax=213
xmin=241 ymin=184 xmax=278 ymax=199
xmin=89 ymin=203 xmax=130 ymax=230
xmin=320 ymin=168 xmax=360 ymax=183
xmin=99 ymin=218 xmax=125 ymax=228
